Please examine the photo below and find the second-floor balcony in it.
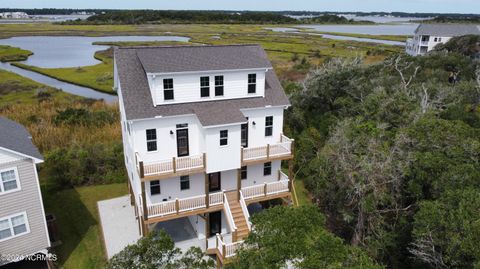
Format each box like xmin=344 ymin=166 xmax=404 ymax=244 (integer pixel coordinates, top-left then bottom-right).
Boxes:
xmin=241 ymin=134 xmax=294 ymax=165
xmin=136 ymin=153 xmax=206 ymax=180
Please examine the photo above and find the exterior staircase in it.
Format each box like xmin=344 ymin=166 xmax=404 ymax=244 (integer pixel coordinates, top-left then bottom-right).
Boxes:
xmin=225 ymin=191 xmax=250 ymax=241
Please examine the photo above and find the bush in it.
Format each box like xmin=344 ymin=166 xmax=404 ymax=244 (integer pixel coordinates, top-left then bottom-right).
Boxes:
xmin=53 ymin=108 xmax=116 ymax=127
xmin=44 ymin=141 xmax=126 ymax=189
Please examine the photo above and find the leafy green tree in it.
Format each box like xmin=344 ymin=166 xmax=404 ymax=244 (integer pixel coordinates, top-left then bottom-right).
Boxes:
xmin=226 ymin=206 xmax=381 ymax=269
xmin=410 ymin=189 xmax=480 ymax=268
xmin=106 ymin=230 xmax=214 ymax=269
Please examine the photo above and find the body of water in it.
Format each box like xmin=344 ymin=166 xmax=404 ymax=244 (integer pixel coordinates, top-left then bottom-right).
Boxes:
xmin=266 ymin=27 xmax=406 ymax=46
xmin=298 ymin=24 xmax=418 ymax=36
xmin=0 ymin=35 xmax=190 ymax=101
xmin=0 ymin=35 xmax=190 ymax=68
xmin=0 ymin=62 xmax=118 ymax=102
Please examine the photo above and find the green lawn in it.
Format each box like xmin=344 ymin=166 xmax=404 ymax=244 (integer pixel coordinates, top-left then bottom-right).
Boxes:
xmin=43 ymin=183 xmax=128 ymax=269
xmin=294 ymin=179 xmax=313 ymax=206
xmin=0 ymin=45 xmax=33 ymax=62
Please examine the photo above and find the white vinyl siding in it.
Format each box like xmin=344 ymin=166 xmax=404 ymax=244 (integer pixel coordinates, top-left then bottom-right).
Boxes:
xmin=152 ymin=70 xmax=266 ymax=105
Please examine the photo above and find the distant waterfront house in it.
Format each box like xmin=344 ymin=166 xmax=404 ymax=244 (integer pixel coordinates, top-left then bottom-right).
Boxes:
xmin=113 ymin=44 xmax=293 ymax=265
xmin=0 ymin=117 xmax=51 ymax=266
xmin=406 ymin=23 xmax=480 ymax=56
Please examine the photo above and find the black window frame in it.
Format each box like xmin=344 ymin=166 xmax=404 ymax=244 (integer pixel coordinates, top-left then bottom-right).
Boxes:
xmin=163 ymin=78 xmax=174 ymax=100
xmin=240 ymin=166 xmax=247 ymax=180
xmin=150 ymin=180 xmax=161 ymax=195
xmin=215 ymin=76 xmax=224 ymax=96
xmin=146 ymin=129 xmax=157 ymax=152
xmin=200 ymin=76 xmax=210 ymax=97
xmin=180 ymin=175 xmax=190 ymax=190
xmin=220 ymin=130 xmax=228 ymax=146
xmin=248 ymin=73 xmax=256 ymax=94
xmin=265 ymin=116 xmax=273 ymax=137
xmin=263 ymin=162 xmax=272 ymax=176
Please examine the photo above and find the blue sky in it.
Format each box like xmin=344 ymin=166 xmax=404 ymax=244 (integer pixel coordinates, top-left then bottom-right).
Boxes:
xmin=2 ymin=0 xmax=479 ymax=13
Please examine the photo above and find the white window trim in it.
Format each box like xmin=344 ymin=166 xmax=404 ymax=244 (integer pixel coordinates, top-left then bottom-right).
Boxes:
xmin=0 ymin=167 xmax=21 ymax=195
xmin=0 ymin=211 xmax=30 ymax=243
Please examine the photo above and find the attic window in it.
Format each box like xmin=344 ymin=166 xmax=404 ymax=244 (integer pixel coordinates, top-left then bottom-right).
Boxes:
xmin=248 ymin=74 xmax=256 ymax=94
xmin=163 ymin=78 xmax=174 ymax=100
xmin=215 ymin=76 xmax=224 ymax=96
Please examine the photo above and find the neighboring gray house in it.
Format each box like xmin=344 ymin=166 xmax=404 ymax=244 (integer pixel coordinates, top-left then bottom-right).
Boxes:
xmin=0 ymin=117 xmax=50 ymax=266
xmin=406 ymin=24 xmax=480 ymax=56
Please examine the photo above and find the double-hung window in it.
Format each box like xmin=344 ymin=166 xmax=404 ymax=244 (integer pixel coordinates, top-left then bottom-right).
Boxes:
xmin=180 ymin=176 xmax=190 ymax=190
xmin=263 ymin=162 xmax=272 ymax=176
xmin=0 ymin=213 xmax=29 ymax=242
xmin=146 ymin=129 xmax=157 ymax=152
xmin=0 ymin=168 xmax=19 ymax=194
xmin=163 ymin=78 xmax=174 ymax=100
xmin=248 ymin=74 xmax=256 ymax=94
xmin=220 ymin=130 xmax=228 ymax=146
xmin=265 ymin=116 xmax=273 ymax=137
xmin=150 ymin=180 xmax=160 ymax=195
xmin=215 ymin=76 xmax=224 ymax=96
xmin=200 ymin=76 xmax=210 ymax=97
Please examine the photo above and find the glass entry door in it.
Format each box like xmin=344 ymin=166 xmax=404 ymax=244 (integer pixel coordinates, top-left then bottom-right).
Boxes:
xmin=176 ymin=128 xmax=189 ymax=157
xmin=209 ymin=211 xmax=221 ymax=236
xmin=208 ymin=172 xmax=221 ymax=192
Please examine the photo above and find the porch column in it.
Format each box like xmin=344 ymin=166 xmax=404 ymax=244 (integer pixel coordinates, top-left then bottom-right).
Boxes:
xmin=141 ymin=181 xmax=148 ymax=221
xmin=205 ymin=173 xmax=209 ymax=208
xmin=236 ymin=168 xmax=241 ymax=201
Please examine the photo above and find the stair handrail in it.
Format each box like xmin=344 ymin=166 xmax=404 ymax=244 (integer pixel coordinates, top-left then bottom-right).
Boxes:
xmin=239 ymin=191 xmax=252 ymax=230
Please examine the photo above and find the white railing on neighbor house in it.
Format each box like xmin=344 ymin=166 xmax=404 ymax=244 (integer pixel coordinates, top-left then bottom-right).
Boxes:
xmin=135 ymin=152 xmax=205 ymax=178
xmin=241 ymin=134 xmax=294 ymax=162
xmin=241 ymin=179 xmax=290 ymax=201
xmin=239 ymin=191 xmax=252 ymax=230
xmin=146 ymin=191 xmax=224 ymax=218
xmin=216 ymin=234 xmax=244 ymax=259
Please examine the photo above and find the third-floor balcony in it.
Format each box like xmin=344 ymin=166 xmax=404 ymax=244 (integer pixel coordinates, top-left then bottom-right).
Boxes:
xmin=135 ymin=153 xmax=206 ymax=180
xmin=241 ymin=134 xmax=294 ymax=165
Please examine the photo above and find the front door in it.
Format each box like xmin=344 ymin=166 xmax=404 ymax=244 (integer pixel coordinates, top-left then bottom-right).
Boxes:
xmin=208 ymin=172 xmax=221 ymax=192
xmin=176 ymin=128 xmax=189 ymax=157
xmin=241 ymin=121 xmax=248 ymax=148
xmin=209 ymin=211 xmax=222 ymax=236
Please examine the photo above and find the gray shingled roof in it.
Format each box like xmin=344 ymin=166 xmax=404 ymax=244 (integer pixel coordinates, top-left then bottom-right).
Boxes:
xmin=415 ymin=24 xmax=480 ymax=36
xmin=114 ymin=45 xmax=290 ymax=126
xmin=0 ymin=117 xmax=43 ymax=161
xmin=136 ymin=45 xmax=272 ymax=74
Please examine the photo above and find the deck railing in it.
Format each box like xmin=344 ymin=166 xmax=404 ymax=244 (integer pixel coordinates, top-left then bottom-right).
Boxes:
xmin=241 ymin=134 xmax=293 ymax=162
xmin=135 ymin=152 xmax=205 ymax=178
xmin=216 ymin=234 xmax=243 ymax=259
xmin=239 ymin=191 xmax=252 ymax=230
xmin=241 ymin=179 xmax=290 ymax=201
xmin=147 ymin=191 xmax=224 ymax=218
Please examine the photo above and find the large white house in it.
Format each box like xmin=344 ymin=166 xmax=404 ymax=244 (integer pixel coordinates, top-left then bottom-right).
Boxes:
xmin=0 ymin=117 xmax=51 ymax=266
xmin=406 ymin=23 xmax=480 ymax=56
xmin=114 ymin=44 xmax=294 ymax=264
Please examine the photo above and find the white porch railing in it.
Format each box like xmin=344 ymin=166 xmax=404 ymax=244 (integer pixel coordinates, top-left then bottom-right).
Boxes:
xmin=209 ymin=191 xmax=224 ymax=206
xmin=146 ymin=191 xmax=224 ymax=218
xmin=135 ymin=152 xmax=205 ymax=178
xmin=239 ymin=191 xmax=252 ymax=230
xmin=242 ymin=134 xmax=293 ymax=162
xmin=216 ymin=234 xmax=244 ymax=259
xmin=178 ymin=194 xmax=206 ymax=212
xmin=241 ymin=179 xmax=290 ymax=201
